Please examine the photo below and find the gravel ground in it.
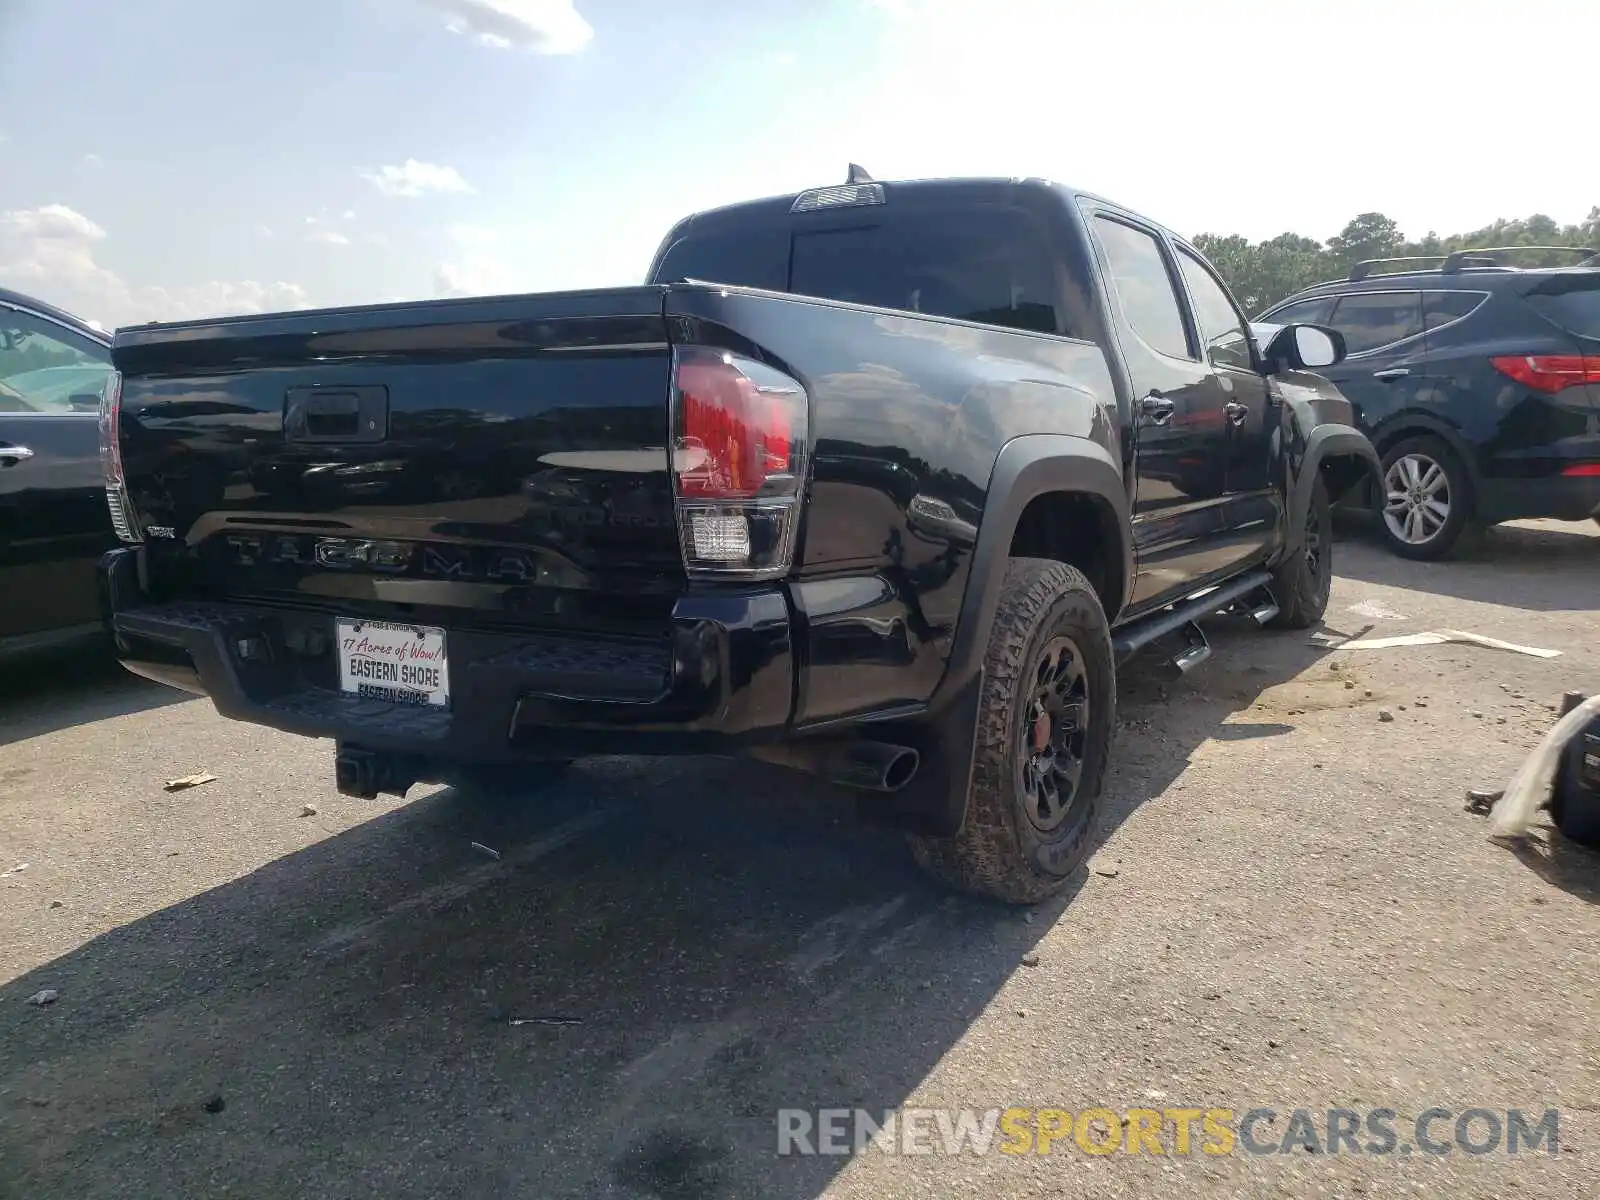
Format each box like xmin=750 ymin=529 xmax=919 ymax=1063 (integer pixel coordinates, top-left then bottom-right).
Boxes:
xmin=1 ymin=519 xmax=1597 ymax=1199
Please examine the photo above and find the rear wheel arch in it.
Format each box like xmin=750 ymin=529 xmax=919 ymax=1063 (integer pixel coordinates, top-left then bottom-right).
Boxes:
xmin=1007 ymin=488 xmax=1127 ymax=620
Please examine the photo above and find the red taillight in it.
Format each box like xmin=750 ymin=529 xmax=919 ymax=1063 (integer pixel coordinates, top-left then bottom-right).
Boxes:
xmin=669 ymin=347 xmax=808 ymax=579
xmin=1489 ymin=354 xmax=1600 ymax=393
xmin=98 ymin=371 xmax=141 ymax=543
xmin=1561 ymin=463 xmax=1600 ymax=477
xmin=674 ymin=354 xmax=795 ymax=500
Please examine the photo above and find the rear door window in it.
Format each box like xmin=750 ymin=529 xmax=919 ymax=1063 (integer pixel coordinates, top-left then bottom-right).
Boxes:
xmin=1525 ymin=279 xmax=1600 ymax=339
xmin=1423 ymin=291 xmax=1488 ymax=329
xmin=789 ymin=206 xmax=1063 ymax=335
xmin=1091 ymin=216 xmax=1193 ymax=360
xmin=0 ymin=309 xmax=112 ymax=414
xmin=1326 ymin=291 xmax=1424 ymax=354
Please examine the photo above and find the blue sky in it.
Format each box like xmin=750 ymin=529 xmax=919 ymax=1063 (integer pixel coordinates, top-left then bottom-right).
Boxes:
xmin=2 ymin=0 xmax=1594 ymax=328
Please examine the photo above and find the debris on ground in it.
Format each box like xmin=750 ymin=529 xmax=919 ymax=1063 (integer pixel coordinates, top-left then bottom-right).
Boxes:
xmin=26 ymin=989 xmax=59 ymax=1006
xmin=508 ymin=1016 xmax=582 ymax=1027
xmin=163 ymin=773 xmax=218 ymax=792
xmin=1020 ymin=952 xmax=1041 ymax=968
xmin=202 ymin=1095 xmax=226 ymax=1114
xmin=470 ymin=842 xmax=502 ymax=861
xmin=1488 ymin=693 xmax=1600 ymax=841
xmin=300 ymin=804 xmax=319 ymax=818
xmin=1378 ymin=709 xmax=1395 ymax=723
xmin=2 ymin=862 xmax=28 ymax=876
xmin=1093 ymin=867 xmax=1120 ymax=879
xmin=1464 ymin=789 xmax=1503 ymax=815
xmin=1319 ymin=630 xmax=1560 ymax=659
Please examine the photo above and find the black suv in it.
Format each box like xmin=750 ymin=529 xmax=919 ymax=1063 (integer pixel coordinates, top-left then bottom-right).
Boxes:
xmin=1258 ymin=248 xmax=1600 ymax=558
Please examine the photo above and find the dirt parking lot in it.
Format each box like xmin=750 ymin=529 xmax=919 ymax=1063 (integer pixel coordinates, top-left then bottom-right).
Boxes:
xmin=2 ymin=520 xmax=1597 ymax=1199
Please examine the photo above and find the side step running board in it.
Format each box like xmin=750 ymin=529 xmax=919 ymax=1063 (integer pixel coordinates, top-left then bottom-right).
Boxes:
xmin=1111 ymin=569 xmax=1273 ymax=658
xmin=1172 ymin=621 xmax=1211 ymax=673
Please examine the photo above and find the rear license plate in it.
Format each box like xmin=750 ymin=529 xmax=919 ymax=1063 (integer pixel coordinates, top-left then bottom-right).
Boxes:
xmin=336 ymin=619 xmax=450 ymax=708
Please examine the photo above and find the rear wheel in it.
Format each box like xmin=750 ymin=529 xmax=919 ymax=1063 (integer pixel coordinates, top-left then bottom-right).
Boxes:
xmin=1377 ymin=435 xmax=1473 ymax=559
xmin=909 ymin=558 xmax=1115 ymax=905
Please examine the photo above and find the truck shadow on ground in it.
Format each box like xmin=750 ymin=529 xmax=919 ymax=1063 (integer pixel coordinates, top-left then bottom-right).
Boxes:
xmin=1331 ymin=518 xmax=1599 ymax=613
xmin=0 ymin=621 xmax=1333 ymax=1200
xmin=0 ymin=646 xmax=189 ymax=749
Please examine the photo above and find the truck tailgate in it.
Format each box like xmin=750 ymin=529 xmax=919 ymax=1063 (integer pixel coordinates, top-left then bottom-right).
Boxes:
xmin=112 ymin=287 xmax=684 ymax=634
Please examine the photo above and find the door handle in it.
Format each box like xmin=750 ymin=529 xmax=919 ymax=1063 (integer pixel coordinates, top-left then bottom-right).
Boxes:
xmin=1223 ymin=401 xmax=1249 ymax=426
xmin=1141 ymin=395 xmax=1176 ymax=426
xmin=0 ymin=445 xmax=35 ymax=467
xmin=1372 ymin=368 xmax=1410 ymax=381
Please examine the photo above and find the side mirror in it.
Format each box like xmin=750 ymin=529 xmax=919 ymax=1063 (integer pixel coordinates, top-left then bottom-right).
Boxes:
xmin=1262 ymin=323 xmax=1346 ymax=372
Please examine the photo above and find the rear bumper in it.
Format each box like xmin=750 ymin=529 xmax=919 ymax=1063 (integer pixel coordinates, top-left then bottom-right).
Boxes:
xmin=98 ymin=548 xmax=796 ymax=764
xmin=1477 ymin=473 xmax=1600 ymax=523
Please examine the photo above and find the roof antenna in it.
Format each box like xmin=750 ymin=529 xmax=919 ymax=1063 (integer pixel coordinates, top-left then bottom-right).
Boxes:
xmin=846 ymin=163 xmax=875 ymax=185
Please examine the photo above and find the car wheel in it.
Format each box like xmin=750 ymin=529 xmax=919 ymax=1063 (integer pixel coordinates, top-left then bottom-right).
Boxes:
xmin=1267 ymin=476 xmax=1333 ymax=629
xmin=909 ymin=558 xmax=1114 ymax=904
xmin=1378 ymin=435 xmax=1473 ymax=560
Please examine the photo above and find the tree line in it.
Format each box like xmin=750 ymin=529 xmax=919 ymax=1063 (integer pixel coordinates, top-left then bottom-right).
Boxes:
xmin=1193 ymin=207 xmax=1600 ymax=316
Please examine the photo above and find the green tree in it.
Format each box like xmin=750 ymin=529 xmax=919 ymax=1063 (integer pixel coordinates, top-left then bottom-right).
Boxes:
xmin=1195 ymin=205 xmax=1598 ymax=314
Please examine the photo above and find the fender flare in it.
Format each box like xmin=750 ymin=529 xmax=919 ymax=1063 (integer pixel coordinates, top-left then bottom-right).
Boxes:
xmin=938 ymin=434 xmax=1133 ymax=704
xmin=1286 ymin=423 xmax=1381 ymax=554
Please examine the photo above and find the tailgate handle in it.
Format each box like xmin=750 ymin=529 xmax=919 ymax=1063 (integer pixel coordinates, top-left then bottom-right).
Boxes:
xmin=285 ymin=386 xmax=388 ymax=443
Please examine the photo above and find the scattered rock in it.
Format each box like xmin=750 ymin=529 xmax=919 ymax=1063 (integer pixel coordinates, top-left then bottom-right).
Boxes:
xmin=49 ymin=900 xmax=63 ymax=909
xmin=300 ymin=804 xmax=319 ymax=818
xmin=1398 ymin=704 xmax=1407 ymax=711
xmin=1378 ymin=709 xmax=1394 ymax=723
xmin=1015 ymin=1009 xmax=1027 ymax=1019
xmin=202 ymin=1095 xmax=226 ymax=1115
xmin=26 ymin=989 xmax=59 ymax=1007
xmin=1364 ymin=689 xmax=1374 ymax=698
xmin=1464 ymin=789 xmax=1502 ymax=815
xmin=1268 ymin=1039 xmax=1280 ymax=1049
xmin=1416 ymin=700 xmax=1427 ymax=708
xmin=1471 ymin=711 xmax=1483 ymax=719
xmin=919 ymin=980 xmax=933 ymax=990
xmin=1344 ymin=680 xmax=1356 ymax=690
xmin=1093 ymin=867 xmax=1120 ymax=879
xmin=1020 ymin=952 xmax=1041 ymax=968
xmin=1202 ymin=990 xmax=1222 ymax=1001
xmin=1496 ymin=717 xmax=1507 ymax=725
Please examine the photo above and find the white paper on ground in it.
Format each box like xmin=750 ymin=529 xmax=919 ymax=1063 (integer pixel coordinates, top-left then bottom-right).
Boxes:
xmin=1314 ymin=629 xmax=1561 ymax=659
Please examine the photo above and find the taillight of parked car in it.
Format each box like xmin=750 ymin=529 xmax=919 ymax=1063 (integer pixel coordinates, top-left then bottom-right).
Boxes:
xmin=1489 ymin=354 xmax=1600 ymax=393
xmin=97 ymin=371 xmax=142 ymax=543
xmin=669 ymin=346 xmax=808 ymax=580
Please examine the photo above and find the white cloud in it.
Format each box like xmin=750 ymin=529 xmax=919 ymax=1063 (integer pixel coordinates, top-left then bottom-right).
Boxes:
xmin=343 ymin=210 xmax=357 ymax=221
xmin=79 ymin=152 xmax=105 ymax=170
xmin=361 ymin=158 xmax=475 ymax=198
xmin=0 ymin=203 xmax=308 ymax=329
xmin=433 ymin=226 xmax=517 ymax=297
xmin=309 ymin=229 xmax=352 ymax=246
xmin=421 ymin=0 xmax=592 ymax=53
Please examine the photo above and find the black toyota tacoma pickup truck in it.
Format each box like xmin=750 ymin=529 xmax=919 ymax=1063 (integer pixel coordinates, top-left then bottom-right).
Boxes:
xmin=98 ymin=173 xmax=1379 ymax=903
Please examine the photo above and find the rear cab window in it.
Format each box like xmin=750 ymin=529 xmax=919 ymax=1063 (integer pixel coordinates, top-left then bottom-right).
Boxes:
xmin=651 ymin=198 xmax=1073 ymax=338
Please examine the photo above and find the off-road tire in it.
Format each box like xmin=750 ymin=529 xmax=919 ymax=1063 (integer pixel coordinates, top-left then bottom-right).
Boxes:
xmin=909 ymin=558 xmax=1115 ymax=904
xmin=1267 ymin=476 xmax=1333 ymax=630
xmin=1377 ymin=435 xmax=1473 ymax=560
